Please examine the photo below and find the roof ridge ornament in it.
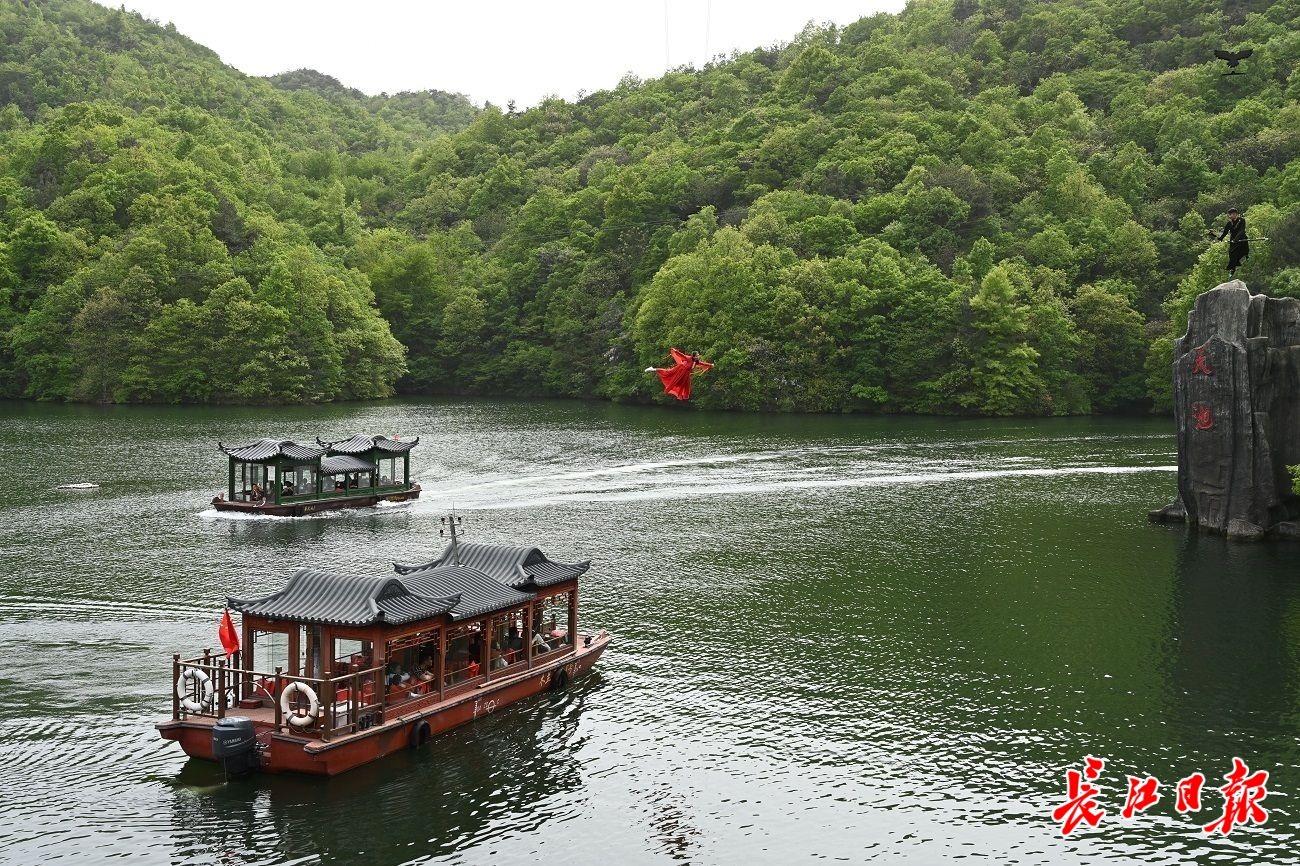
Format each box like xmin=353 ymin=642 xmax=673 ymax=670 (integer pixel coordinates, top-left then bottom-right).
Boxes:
xmin=440 ymin=511 xmax=465 ymax=566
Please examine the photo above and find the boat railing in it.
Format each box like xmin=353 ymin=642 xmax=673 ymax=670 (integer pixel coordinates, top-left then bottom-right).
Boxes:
xmin=172 ymin=652 xmax=387 ymax=741
xmin=441 ymin=657 xmax=483 ymax=689
xmin=491 ymin=650 xmax=528 ymax=678
xmin=172 ymin=650 xmax=269 ymax=721
xmin=171 ymin=637 xmax=584 ymax=740
xmin=532 ymin=636 xmax=572 ymax=659
xmin=319 ymin=664 xmax=386 ymax=740
xmin=278 ymin=480 xmax=414 ymax=503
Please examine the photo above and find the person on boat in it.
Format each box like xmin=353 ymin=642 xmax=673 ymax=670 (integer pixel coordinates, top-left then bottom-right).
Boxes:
xmin=282 ymin=481 xmax=294 ymax=498
xmin=249 ymin=482 xmax=264 ymax=503
xmin=646 ymin=347 xmax=714 ymax=401
xmin=1217 ymin=207 xmax=1249 ymax=277
xmin=532 ymin=631 xmax=551 ymax=652
xmin=334 ymin=479 xmax=346 ymax=492
xmin=466 ymin=657 xmax=481 ymax=678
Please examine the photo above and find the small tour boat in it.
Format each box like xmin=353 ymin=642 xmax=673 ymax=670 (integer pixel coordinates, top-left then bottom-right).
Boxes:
xmin=211 ymin=434 xmax=421 ymax=516
xmin=157 ymin=522 xmax=611 ymax=777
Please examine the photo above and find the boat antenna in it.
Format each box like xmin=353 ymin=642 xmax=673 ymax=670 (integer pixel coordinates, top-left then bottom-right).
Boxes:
xmin=439 ymin=510 xmax=464 ymax=566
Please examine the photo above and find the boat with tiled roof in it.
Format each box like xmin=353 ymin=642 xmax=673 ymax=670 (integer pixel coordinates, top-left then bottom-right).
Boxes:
xmin=158 ymin=518 xmax=610 ymax=776
xmin=211 ymin=434 xmax=421 ymax=516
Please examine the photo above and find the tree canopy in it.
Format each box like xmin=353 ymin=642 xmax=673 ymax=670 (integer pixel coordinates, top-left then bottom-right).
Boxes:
xmin=3 ymin=0 xmax=1299 ymax=412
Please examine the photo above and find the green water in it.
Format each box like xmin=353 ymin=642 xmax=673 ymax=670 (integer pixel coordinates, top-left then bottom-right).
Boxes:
xmin=0 ymin=398 xmax=1296 ymax=865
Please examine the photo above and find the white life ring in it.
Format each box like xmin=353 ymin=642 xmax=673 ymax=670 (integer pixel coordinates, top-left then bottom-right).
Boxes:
xmin=176 ymin=667 xmax=213 ymax=714
xmin=280 ymin=681 xmax=321 ymax=729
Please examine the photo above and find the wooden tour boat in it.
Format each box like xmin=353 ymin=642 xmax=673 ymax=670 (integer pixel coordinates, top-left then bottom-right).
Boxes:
xmin=212 ymin=434 xmax=421 ymax=516
xmin=158 ymin=519 xmax=610 ymax=776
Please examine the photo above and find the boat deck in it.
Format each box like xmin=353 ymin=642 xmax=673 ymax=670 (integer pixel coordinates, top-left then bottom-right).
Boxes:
xmin=169 ymin=635 xmax=608 ymax=753
xmin=213 ymin=484 xmax=421 ymax=516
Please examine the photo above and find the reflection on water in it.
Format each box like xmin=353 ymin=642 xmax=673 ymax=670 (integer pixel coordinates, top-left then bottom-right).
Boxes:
xmin=163 ymin=675 xmax=602 ymax=864
xmin=0 ymin=399 xmax=1296 ymax=864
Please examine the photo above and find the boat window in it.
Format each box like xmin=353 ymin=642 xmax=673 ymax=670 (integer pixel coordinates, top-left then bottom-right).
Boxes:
xmin=252 ymin=629 xmax=290 ymax=676
xmin=443 ymin=623 xmax=482 ymax=687
xmin=284 ymin=465 xmax=317 ymax=496
xmin=379 ymin=457 xmax=399 ymax=486
xmin=332 ymin=638 xmax=368 ymax=676
xmin=235 ymin=462 xmax=270 ymax=502
xmin=382 ymin=630 xmax=439 ymax=684
xmin=533 ymin=592 xmax=572 ymax=652
xmin=489 ymin=608 xmax=527 ymax=670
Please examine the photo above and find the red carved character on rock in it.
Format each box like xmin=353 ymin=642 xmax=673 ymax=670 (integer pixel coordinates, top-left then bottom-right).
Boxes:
xmin=1192 ymin=346 xmax=1213 ymax=376
xmin=1191 ymin=402 xmax=1214 ymax=431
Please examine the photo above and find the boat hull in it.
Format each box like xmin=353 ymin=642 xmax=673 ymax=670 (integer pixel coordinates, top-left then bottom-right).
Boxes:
xmin=158 ymin=633 xmax=608 ymax=776
xmin=211 ymin=484 xmax=421 ymax=516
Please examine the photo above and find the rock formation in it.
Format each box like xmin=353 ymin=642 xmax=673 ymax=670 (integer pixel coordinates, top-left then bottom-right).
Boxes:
xmin=1149 ymin=281 xmax=1300 ymax=540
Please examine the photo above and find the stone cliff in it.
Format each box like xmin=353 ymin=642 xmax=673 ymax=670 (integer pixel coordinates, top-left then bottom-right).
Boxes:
xmin=1149 ymin=281 xmax=1300 ymax=540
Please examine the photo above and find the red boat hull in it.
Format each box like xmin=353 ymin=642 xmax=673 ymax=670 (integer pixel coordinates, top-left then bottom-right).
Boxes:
xmin=158 ymin=633 xmax=608 ymax=776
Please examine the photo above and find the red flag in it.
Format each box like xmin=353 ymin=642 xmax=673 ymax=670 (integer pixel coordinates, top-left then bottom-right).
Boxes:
xmin=218 ymin=608 xmax=240 ymax=656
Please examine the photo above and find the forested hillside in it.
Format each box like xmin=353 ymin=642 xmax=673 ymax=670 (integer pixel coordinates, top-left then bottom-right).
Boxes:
xmin=0 ymin=0 xmax=475 ymax=402
xmin=2 ymin=0 xmax=1299 ymax=412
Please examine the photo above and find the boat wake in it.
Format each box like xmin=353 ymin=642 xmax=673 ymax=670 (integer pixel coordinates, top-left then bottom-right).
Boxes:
xmin=408 ymin=439 xmax=1177 ymax=512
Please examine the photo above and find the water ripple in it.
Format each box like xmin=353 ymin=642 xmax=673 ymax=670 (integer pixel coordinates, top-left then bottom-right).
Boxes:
xmin=2 ymin=405 xmax=1294 ymax=864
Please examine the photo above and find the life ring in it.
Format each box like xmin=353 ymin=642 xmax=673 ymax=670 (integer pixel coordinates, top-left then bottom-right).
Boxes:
xmin=279 ymin=681 xmax=320 ymax=729
xmin=176 ymin=667 xmax=213 ymax=713
xmin=551 ymin=666 xmax=569 ymax=692
xmin=410 ymin=720 xmax=431 ymax=749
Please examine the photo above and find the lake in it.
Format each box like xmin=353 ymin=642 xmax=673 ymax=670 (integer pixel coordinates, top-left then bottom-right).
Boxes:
xmin=0 ymin=398 xmax=1296 ymax=865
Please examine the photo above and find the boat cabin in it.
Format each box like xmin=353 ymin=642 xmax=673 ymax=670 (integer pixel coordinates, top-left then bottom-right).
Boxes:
xmin=319 ymin=434 xmax=417 ymax=491
xmin=213 ymin=435 xmax=420 ymax=515
xmin=160 ymin=540 xmax=610 ymax=775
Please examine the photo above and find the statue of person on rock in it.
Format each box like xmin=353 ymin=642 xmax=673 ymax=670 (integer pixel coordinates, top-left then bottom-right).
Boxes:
xmin=1216 ymin=207 xmax=1249 ymax=277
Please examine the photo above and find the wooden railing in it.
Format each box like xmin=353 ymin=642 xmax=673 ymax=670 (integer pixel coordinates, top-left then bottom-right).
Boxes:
xmin=171 ymin=637 xmax=582 ymax=740
xmin=318 ymin=665 xmax=386 ymax=740
xmin=172 ymin=650 xmax=260 ymax=719
xmin=278 ymin=481 xmax=412 ymax=504
xmin=172 ymin=653 xmax=385 ymax=741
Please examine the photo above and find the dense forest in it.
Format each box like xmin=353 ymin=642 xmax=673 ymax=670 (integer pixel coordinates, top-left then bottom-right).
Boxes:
xmin=1 ymin=0 xmax=1299 ymax=413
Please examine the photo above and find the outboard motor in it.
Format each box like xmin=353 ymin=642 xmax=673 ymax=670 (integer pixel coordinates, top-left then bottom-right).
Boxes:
xmin=211 ymin=717 xmax=260 ymax=779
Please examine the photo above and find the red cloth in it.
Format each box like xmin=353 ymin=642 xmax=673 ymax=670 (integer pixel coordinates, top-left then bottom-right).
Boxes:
xmin=218 ymin=609 xmax=240 ymax=656
xmin=653 ymin=347 xmax=714 ymax=401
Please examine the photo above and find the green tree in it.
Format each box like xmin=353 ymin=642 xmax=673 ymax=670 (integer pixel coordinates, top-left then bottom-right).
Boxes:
xmin=1072 ymin=284 xmax=1148 ymax=411
xmin=69 ymin=265 xmax=160 ymax=401
xmin=945 ymin=266 xmax=1045 ymax=415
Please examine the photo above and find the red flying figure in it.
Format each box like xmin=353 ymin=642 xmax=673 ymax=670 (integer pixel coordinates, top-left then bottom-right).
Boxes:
xmin=646 ymin=347 xmax=714 ymax=401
